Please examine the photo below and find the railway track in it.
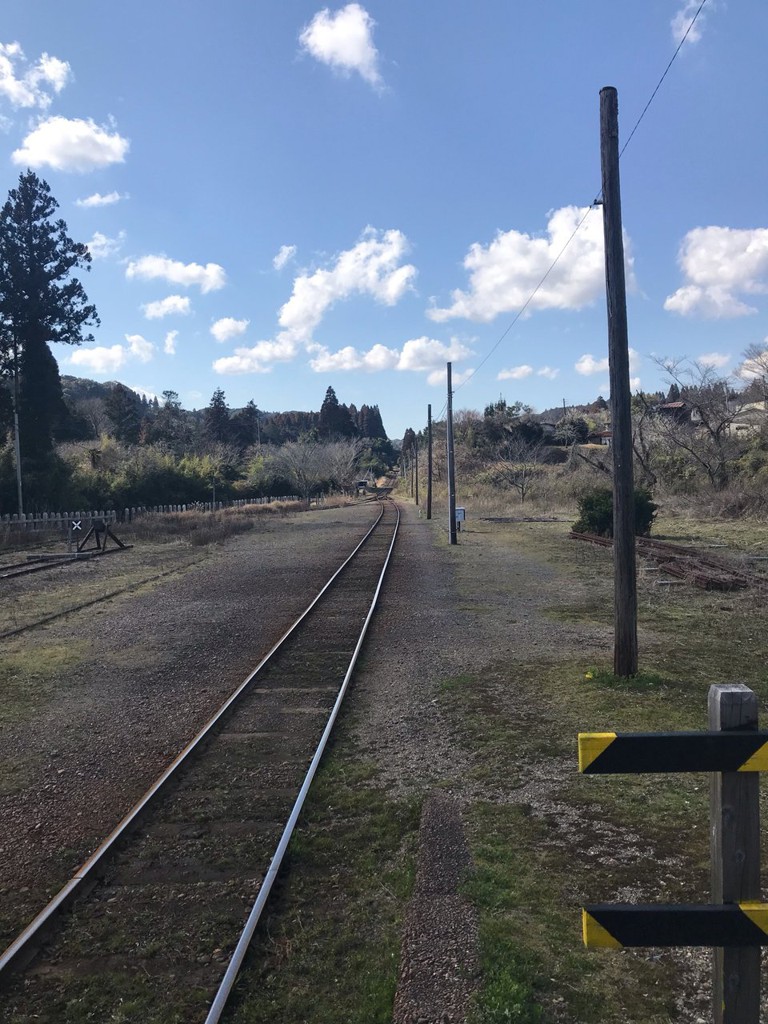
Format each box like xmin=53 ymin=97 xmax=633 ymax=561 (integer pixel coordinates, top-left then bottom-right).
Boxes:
xmin=0 ymin=497 xmax=400 ymax=1024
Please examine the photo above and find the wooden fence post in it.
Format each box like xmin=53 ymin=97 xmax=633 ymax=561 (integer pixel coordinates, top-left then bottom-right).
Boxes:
xmin=709 ymin=683 xmax=761 ymax=1023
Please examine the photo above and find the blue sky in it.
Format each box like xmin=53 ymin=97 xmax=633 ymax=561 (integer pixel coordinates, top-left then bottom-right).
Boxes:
xmin=1 ymin=1 xmax=766 ymax=438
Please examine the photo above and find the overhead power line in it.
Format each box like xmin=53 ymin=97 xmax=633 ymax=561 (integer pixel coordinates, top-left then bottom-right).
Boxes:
xmin=449 ymin=0 xmax=709 ymax=400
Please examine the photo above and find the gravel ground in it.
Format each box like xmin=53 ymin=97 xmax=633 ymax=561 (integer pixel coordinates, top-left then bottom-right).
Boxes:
xmin=0 ymin=503 xmax=379 ymax=950
xmin=0 ymin=500 xmax=722 ymax=1022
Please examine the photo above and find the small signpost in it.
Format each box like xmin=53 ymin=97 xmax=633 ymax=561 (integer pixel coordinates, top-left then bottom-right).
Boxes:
xmin=579 ymin=684 xmax=763 ymax=1022
xmin=455 ymin=507 xmax=466 ymax=533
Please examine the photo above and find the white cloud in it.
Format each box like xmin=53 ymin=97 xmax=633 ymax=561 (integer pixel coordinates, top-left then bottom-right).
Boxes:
xmin=429 ymin=206 xmax=630 ymax=323
xmin=498 ymin=365 xmax=533 ymax=381
xmin=87 ymin=230 xmax=125 ymax=260
xmin=664 ymin=227 xmax=768 ymax=318
xmin=126 ymin=254 xmax=226 ymax=293
xmin=213 ymin=334 xmax=299 ymax=375
xmin=0 ymin=43 xmax=71 ymax=110
xmin=142 ymin=295 xmax=191 ymax=320
xmin=279 ymin=227 xmax=416 ymax=341
xmin=211 ymin=317 xmax=249 ymax=343
xmin=308 ymin=335 xmax=472 ymax=380
xmin=630 ymin=377 xmax=642 ymax=392
xmin=129 ymin=385 xmax=158 ymax=402
xmin=671 ymin=1 xmax=711 ymax=45
xmin=537 ymin=366 xmax=560 ymax=380
xmin=299 ymin=3 xmax=383 ymax=88
xmin=69 ymin=344 xmax=126 ymax=375
xmin=273 ymin=244 xmax=297 ymax=270
xmin=125 ymin=334 xmax=155 ymax=363
xmin=698 ymin=351 xmax=730 ymax=369
xmin=76 ymin=190 xmax=127 ymax=208
xmin=427 ymin=366 xmax=474 ymax=388
xmin=69 ymin=333 xmax=156 ymax=375
xmin=575 ymin=353 xmax=609 ymax=376
xmin=576 ymin=349 xmax=641 ymax=376
xmin=13 ymin=115 xmax=129 ymax=172
xmin=164 ymin=330 xmax=178 ymax=355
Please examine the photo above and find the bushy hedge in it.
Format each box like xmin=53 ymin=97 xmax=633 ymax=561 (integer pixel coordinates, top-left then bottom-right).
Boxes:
xmin=573 ymin=486 xmax=657 ymax=537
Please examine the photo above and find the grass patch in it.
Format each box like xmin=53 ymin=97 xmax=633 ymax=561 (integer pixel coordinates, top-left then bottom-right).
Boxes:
xmin=227 ymin=754 xmax=420 ymax=1024
xmin=0 ymin=641 xmax=87 ymax=728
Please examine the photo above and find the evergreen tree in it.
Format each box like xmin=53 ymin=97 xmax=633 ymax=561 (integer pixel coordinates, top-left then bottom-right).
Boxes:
xmin=204 ymin=387 xmax=231 ymax=444
xmin=104 ymin=383 xmax=142 ymax=443
xmin=319 ymin=385 xmax=355 ymax=437
xmin=0 ymin=171 xmax=98 ymax=470
xmin=232 ymin=399 xmax=260 ymax=448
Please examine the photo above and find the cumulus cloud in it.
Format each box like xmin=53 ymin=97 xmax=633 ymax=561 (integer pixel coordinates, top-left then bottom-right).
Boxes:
xmin=126 ymin=254 xmax=226 ymax=293
xmin=671 ymin=1 xmax=711 ymax=45
xmin=273 ymin=244 xmax=297 ymax=270
xmin=69 ymin=344 xmax=127 ymax=375
xmin=429 ymin=206 xmax=630 ymax=323
xmin=308 ymin=335 xmax=472 ymax=380
xmin=13 ymin=116 xmax=129 ymax=172
xmin=211 ymin=317 xmax=249 ymax=343
xmin=575 ymin=353 xmax=609 ymax=376
xmin=87 ymin=230 xmax=125 ymax=260
xmin=698 ymin=351 xmax=731 ymax=369
xmin=213 ymin=334 xmax=299 ymax=375
xmin=575 ymin=349 xmax=641 ymax=376
xmin=664 ymin=226 xmax=768 ymax=318
xmin=164 ymin=330 xmax=178 ymax=355
xmin=279 ymin=227 xmax=416 ymax=341
xmin=142 ymin=295 xmax=191 ymax=320
xmin=215 ymin=227 xmax=416 ymax=376
xmin=68 ymin=333 xmax=156 ymax=374
xmin=427 ymin=366 xmax=474 ymax=388
xmin=537 ymin=366 xmax=560 ymax=380
xmin=0 ymin=43 xmax=71 ymax=110
xmin=76 ymin=190 xmax=127 ymax=208
xmin=497 ymin=365 xmax=533 ymax=381
xmin=299 ymin=3 xmax=383 ymax=88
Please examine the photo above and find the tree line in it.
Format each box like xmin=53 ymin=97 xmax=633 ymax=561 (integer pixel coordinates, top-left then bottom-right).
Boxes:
xmin=0 ymin=171 xmax=395 ymax=513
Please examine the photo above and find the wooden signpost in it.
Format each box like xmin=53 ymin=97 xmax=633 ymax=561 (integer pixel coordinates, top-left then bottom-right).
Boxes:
xmin=579 ymin=683 xmax=763 ymax=1022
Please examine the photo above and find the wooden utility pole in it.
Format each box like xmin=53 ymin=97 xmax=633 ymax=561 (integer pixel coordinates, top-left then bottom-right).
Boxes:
xmin=446 ymin=362 xmax=457 ymax=545
xmin=414 ymin=442 xmax=419 ymax=506
xmin=599 ymin=85 xmax=637 ymax=677
xmin=426 ymin=404 xmax=433 ymax=520
xmin=709 ymin=684 xmax=761 ymax=1024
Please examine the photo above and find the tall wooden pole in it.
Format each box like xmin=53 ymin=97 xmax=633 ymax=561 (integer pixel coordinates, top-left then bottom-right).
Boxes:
xmin=426 ymin=404 xmax=433 ymax=520
xmin=414 ymin=443 xmax=419 ymax=506
xmin=709 ymin=684 xmax=761 ymax=1024
xmin=446 ymin=362 xmax=457 ymax=545
xmin=600 ymin=86 xmax=637 ymax=677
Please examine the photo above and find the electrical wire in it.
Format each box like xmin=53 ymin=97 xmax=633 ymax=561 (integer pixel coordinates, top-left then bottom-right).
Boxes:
xmin=442 ymin=0 xmax=709 ymax=404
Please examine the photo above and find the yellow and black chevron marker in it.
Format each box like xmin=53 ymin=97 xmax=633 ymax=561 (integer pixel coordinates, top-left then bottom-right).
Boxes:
xmin=578 ymin=731 xmax=768 ymax=774
xmin=582 ymin=903 xmax=768 ymax=948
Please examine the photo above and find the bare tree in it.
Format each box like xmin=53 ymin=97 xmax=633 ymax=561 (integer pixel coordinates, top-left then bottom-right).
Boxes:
xmin=655 ymin=358 xmax=750 ymax=491
xmin=324 ymin=438 xmax=365 ymax=494
xmin=492 ymin=433 xmax=546 ymax=504
xmin=272 ymin=439 xmax=329 ymax=505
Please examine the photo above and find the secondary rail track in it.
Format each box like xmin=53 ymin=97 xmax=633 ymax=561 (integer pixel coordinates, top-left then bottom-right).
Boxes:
xmin=0 ymin=497 xmax=400 ymax=1023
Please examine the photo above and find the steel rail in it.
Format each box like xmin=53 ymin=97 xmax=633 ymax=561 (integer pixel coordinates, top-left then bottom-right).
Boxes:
xmin=0 ymin=500 xmax=387 ymax=981
xmin=204 ymin=498 xmax=400 ymax=1024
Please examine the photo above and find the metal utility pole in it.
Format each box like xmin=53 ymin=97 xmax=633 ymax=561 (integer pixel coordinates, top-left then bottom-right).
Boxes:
xmin=600 ymin=85 xmax=637 ymax=677
xmin=426 ymin=403 xmax=433 ymax=520
xmin=446 ymin=362 xmax=457 ymax=545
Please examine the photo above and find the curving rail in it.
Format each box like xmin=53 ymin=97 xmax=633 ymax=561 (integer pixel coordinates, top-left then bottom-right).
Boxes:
xmin=0 ymin=497 xmax=400 ymax=1022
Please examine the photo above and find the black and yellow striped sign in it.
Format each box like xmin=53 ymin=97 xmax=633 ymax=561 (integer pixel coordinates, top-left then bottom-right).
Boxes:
xmin=578 ymin=731 xmax=768 ymax=774
xmin=583 ymin=903 xmax=768 ymax=948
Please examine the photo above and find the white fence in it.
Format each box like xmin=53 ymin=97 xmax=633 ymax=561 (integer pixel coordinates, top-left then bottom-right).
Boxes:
xmin=0 ymin=496 xmax=300 ymax=533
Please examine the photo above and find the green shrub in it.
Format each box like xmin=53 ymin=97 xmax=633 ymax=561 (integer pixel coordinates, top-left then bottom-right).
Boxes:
xmin=572 ymin=486 xmax=657 ymax=537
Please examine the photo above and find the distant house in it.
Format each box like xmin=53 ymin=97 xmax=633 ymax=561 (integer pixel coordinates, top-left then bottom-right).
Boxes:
xmin=655 ymin=400 xmax=690 ymax=422
xmin=588 ymin=429 xmax=612 ymax=446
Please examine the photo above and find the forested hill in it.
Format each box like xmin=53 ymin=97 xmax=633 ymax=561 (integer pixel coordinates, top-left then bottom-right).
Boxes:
xmin=58 ymin=378 xmax=390 ymax=445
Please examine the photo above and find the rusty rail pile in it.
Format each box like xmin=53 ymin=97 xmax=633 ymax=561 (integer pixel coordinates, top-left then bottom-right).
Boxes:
xmin=570 ymin=531 xmax=768 ymax=592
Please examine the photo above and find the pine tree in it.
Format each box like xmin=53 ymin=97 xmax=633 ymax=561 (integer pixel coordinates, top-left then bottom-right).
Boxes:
xmin=0 ymin=171 xmax=99 ymax=466
xmin=204 ymin=387 xmax=231 ymax=444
